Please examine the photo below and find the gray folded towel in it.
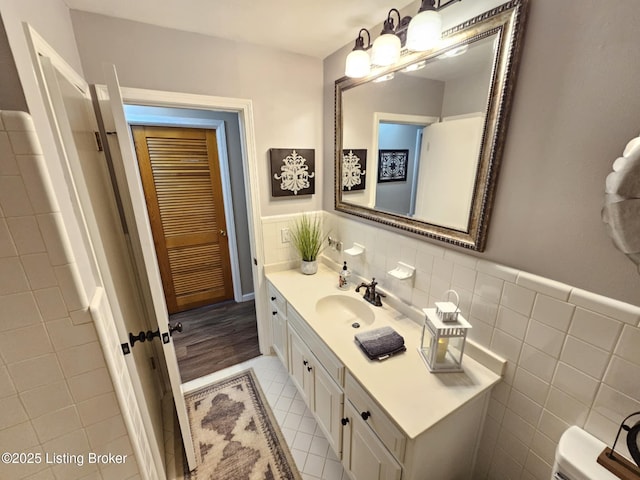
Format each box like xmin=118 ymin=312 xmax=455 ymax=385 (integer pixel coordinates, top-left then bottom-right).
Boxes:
xmin=355 ymin=326 xmax=406 ymax=360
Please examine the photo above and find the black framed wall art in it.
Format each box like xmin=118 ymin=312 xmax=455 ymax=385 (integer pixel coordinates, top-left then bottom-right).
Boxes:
xmin=378 ymin=149 xmax=408 ymax=183
xmin=270 ymin=148 xmax=315 ymax=197
xmin=342 ymin=149 xmax=367 ymax=191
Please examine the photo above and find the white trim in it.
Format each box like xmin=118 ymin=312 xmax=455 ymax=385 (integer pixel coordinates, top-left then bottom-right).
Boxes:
xmin=242 ymin=292 xmax=256 ymax=302
xmin=213 ymin=121 xmax=243 ymax=303
xmin=371 ymin=112 xmax=439 ymax=210
xmin=124 ymin=112 xmax=244 ymax=303
xmin=375 ymin=112 xmax=441 ymax=125
xmin=442 ymin=112 xmax=484 ymax=122
xmin=115 ymin=87 xmax=268 ymax=354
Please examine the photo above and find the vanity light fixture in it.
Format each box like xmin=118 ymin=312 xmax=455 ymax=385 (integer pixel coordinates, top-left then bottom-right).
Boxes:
xmin=345 ymin=28 xmax=372 ymax=78
xmin=344 ymin=0 xmax=462 ymax=78
xmin=371 ymin=9 xmax=406 ymax=66
xmin=406 ymin=0 xmax=462 ymax=52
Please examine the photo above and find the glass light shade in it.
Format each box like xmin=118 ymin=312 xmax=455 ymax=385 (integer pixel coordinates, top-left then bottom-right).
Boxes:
xmin=371 ymin=33 xmax=401 ymax=66
xmin=345 ymin=49 xmax=371 ymax=78
xmin=406 ymin=10 xmax=442 ymax=51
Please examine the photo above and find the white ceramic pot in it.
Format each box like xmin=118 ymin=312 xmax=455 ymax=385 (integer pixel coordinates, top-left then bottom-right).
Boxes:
xmin=300 ymin=260 xmax=318 ymax=275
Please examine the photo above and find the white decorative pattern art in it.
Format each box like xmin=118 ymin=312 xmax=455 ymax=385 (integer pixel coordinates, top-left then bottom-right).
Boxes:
xmin=342 ymin=149 xmax=367 ymax=191
xmin=378 ymin=149 xmax=408 ymax=182
xmin=270 ymin=148 xmax=315 ymax=197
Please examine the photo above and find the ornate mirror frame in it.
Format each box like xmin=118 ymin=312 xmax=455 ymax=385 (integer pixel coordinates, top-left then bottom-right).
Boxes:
xmin=334 ymin=0 xmax=529 ymax=251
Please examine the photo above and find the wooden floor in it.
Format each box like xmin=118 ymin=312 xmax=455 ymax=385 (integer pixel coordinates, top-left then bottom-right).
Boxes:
xmin=170 ymin=300 xmax=260 ymax=383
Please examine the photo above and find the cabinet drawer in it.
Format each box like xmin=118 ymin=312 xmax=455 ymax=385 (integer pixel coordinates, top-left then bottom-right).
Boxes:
xmin=267 ymin=282 xmax=287 ymax=319
xmin=345 ymin=371 xmax=406 ymax=462
xmin=289 ymin=307 xmax=344 ymax=386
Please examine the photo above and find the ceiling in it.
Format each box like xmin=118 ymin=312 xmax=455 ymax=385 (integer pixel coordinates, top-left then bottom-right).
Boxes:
xmin=63 ymin=0 xmax=416 ymax=59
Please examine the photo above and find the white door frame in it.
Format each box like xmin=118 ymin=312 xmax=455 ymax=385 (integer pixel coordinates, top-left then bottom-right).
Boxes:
xmin=372 ymin=112 xmax=439 ymax=210
xmin=98 ymin=76 xmax=267 ymax=470
xmin=111 ymin=86 xmax=267 ymax=350
xmin=123 ymin=111 xmax=245 ymax=303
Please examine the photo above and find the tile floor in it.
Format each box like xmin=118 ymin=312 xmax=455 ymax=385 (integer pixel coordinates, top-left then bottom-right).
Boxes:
xmin=182 ymin=354 xmax=350 ymax=480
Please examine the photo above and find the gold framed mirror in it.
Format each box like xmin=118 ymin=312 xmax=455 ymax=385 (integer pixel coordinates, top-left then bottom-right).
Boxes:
xmin=335 ymin=0 xmax=529 ymax=251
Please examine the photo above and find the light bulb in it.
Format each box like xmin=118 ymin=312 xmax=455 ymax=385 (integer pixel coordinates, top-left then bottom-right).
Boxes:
xmin=371 ymin=34 xmax=401 ymax=67
xmin=345 ymin=49 xmax=371 ymax=78
xmin=406 ymin=10 xmax=442 ymax=51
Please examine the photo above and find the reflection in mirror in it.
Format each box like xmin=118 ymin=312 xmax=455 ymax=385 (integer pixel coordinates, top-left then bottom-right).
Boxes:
xmin=342 ymin=34 xmax=495 ymax=230
xmin=335 ymin=0 xmax=529 ymax=251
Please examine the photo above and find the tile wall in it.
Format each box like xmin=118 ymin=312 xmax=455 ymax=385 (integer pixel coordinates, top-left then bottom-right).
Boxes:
xmin=262 ymin=211 xmax=640 ymax=480
xmin=0 ymin=111 xmax=140 ymax=480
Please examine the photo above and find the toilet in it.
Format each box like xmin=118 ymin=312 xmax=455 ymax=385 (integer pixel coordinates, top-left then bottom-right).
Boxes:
xmin=552 ymin=426 xmax=620 ymax=479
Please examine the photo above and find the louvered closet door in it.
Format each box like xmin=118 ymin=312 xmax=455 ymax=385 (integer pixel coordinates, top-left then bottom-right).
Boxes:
xmin=132 ymin=126 xmax=233 ymax=314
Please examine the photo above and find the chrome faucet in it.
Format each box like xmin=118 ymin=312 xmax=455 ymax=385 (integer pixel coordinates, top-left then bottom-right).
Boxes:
xmin=355 ymin=278 xmax=386 ymax=307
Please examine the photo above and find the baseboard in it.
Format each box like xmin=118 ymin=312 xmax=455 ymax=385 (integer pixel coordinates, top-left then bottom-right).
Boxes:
xmin=242 ymin=292 xmax=255 ymax=302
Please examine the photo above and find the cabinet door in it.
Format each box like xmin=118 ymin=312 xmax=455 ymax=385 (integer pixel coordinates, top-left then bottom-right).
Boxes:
xmin=343 ymin=401 xmax=402 ymax=480
xmin=314 ymin=363 xmax=344 ymax=456
xmin=271 ymin=312 xmax=288 ymax=367
xmin=288 ymin=326 xmax=314 ymax=407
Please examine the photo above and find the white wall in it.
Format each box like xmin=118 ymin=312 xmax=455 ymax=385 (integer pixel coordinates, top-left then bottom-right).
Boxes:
xmin=69 ymin=11 xmax=324 ymax=219
xmin=316 ymin=212 xmax=640 ymax=480
xmin=0 ymin=2 xmax=164 ymax=478
xmin=441 ymin=65 xmax=492 ymax=118
xmin=324 ymin=0 xmax=640 ymax=306
xmin=0 ymin=111 xmax=140 ymax=480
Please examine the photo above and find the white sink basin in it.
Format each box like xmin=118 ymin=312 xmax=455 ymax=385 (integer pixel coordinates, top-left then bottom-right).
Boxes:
xmin=315 ymin=295 xmax=375 ymax=327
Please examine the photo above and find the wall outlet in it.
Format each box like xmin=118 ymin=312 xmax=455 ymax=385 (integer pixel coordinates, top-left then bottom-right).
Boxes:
xmin=281 ymin=228 xmax=291 ymax=243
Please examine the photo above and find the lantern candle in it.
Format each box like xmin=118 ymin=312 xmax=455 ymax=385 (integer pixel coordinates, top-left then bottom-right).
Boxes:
xmin=419 ymin=304 xmax=472 ymax=373
xmin=436 ymin=338 xmax=449 ymax=362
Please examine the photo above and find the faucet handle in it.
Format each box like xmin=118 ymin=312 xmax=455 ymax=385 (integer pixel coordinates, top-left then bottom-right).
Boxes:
xmin=373 ymin=293 xmax=384 ymax=306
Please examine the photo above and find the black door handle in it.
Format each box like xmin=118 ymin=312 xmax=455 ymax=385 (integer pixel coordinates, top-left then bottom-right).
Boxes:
xmin=341 ymin=418 xmax=349 ymax=426
xmin=129 ymin=331 xmax=146 ymax=347
xmin=169 ymin=322 xmax=183 ymax=336
xmin=146 ymin=329 xmax=160 ymax=341
xmin=361 ymin=411 xmax=371 ymax=421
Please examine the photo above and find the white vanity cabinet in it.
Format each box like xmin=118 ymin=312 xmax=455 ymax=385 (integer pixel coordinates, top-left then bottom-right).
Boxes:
xmin=267 ymin=281 xmax=288 ymax=366
xmin=265 ymin=267 xmax=501 ymax=480
xmin=288 ymin=325 xmax=314 ymax=406
xmin=288 ymin=308 xmax=345 ymax=456
xmin=342 ymin=400 xmax=402 ymax=480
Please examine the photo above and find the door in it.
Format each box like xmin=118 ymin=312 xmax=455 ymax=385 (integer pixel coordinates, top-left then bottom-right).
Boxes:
xmin=343 ymin=401 xmax=402 ymax=480
xmin=30 ymin=45 xmax=166 ymax=478
xmin=131 ymin=126 xmax=234 ymax=313
xmin=314 ymin=362 xmax=344 ymax=456
xmin=288 ymin=326 xmax=314 ymax=407
xmin=94 ymin=66 xmax=198 ymax=470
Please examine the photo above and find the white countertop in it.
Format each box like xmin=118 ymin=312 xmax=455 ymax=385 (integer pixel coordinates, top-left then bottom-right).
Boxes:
xmin=266 ymin=264 xmax=502 ymax=440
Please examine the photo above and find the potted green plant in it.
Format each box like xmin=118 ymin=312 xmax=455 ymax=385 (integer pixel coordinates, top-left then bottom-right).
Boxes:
xmin=290 ymin=213 xmax=326 ymax=275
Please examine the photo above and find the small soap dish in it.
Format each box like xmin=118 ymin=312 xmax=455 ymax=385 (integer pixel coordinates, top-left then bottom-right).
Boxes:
xmin=344 ymin=243 xmax=365 ymax=256
xmin=388 ymin=261 xmax=415 ymax=280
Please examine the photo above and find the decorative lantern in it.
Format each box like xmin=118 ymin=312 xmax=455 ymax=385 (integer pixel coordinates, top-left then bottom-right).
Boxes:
xmin=419 ymin=291 xmax=471 ymax=372
xmin=435 ymin=290 xmax=461 ymax=322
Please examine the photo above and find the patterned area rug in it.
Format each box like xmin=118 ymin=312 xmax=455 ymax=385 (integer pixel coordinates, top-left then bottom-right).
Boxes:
xmin=185 ymin=369 xmax=302 ymax=480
